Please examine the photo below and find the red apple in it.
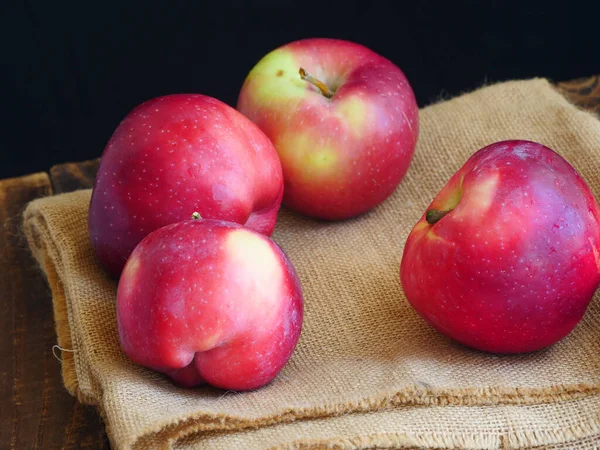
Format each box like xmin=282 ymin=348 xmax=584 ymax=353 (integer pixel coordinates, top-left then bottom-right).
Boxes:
xmin=237 ymin=38 xmax=418 ymax=220
xmin=400 ymin=140 xmax=600 ymax=354
xmin=116 ymin=218 xmax=303 ymax=391
xmin=89 ymin=94 xmax=283 ymax=278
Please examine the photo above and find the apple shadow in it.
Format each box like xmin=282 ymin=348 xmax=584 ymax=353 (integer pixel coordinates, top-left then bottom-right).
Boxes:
xmin=321 ymin=264 xmax=572 ymax=385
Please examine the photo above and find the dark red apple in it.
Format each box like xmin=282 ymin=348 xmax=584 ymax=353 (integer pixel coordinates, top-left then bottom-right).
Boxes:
xmin=400 ymin=140 xmax=600 ymax=353
xmin=89 ymin=94 xmax=283 ymax=278
xmin=117 ymin=218 xmax=303 ymax=391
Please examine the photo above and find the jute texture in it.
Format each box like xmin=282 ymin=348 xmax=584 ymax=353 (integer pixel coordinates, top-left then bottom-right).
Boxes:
xmin=24 ymin=79 xmax=600 ymax=449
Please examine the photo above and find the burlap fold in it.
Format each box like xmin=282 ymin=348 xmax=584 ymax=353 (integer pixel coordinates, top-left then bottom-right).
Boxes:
xmin=24 ymin=79 xmax=600 ymax=449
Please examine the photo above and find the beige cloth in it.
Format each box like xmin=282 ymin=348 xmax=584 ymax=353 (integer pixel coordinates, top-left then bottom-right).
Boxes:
xmin=24 ymin=79 xmax=600 ymax=449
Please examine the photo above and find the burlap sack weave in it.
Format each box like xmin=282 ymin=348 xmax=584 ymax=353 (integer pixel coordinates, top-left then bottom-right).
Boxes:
xmin=23 ymin=79 xmax=600 ymax=449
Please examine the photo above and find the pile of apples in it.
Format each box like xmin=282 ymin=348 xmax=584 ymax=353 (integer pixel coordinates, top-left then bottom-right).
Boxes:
xmin=88 ymin=38 xmax=600 ymax=391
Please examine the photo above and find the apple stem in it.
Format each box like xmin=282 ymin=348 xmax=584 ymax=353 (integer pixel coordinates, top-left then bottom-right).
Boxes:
xmin=191 ymin=212 xmax=202 ymax=220
xmin=426 ymin=209 xmax=452 ymax=225
xmin=299 ymin=68 xmax=333 ymax=99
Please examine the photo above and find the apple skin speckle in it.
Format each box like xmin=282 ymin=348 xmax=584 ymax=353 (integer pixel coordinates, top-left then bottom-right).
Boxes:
xmin=237 ymin=38 xmax=419 ymax=220
xmin=401 ymin=140 xmax=600 ymax=354
xmin=116 ymin=219 xmax=303 ymax=391
xmin=89 ymin=94 xmax=283 ymax=278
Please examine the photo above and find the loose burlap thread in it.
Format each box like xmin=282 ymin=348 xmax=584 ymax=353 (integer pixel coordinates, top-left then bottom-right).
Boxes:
xmin=24 ymin=79 xmax=600 ymax=449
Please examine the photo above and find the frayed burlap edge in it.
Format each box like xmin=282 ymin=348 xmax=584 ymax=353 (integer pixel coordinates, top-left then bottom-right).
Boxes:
xmin=269 ymin=428 xmax=600 ymax=450
xmin=132 ymin=390 xmax=600 ymax=450
xmin=157 ymin=399 xmax=600 ymax=449
xmin=23 ymin=207 xmax=96 ymax=405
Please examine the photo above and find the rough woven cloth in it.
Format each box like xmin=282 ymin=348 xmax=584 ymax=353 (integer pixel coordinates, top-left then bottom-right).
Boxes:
xmin=24 ymin=79 xmax=600 ymax=449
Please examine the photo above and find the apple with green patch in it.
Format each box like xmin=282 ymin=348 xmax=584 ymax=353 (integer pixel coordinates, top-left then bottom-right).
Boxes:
xmin=237 ymin=38 xmax=419 ymax=220
xmin=117 ymin=216 xmax=303 ymax=390
xmin=400 ymin=140 xmax=600 ymax=353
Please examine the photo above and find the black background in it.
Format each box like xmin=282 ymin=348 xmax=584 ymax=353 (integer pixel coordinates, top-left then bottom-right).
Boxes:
xmin=2 ymin=1 xmax=599 ymax=179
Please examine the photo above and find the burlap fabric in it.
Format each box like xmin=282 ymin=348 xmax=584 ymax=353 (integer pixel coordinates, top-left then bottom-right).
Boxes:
xmin=23 ymin=79 xmax=600 ymax=449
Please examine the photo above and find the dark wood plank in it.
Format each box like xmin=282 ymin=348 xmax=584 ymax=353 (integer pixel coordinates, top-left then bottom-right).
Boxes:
xmin=557 ymin=75 xmax=600 ymax=113
xmin=50 ymin=158 xmax=100 ymax=194
xmin=0 ymin=173 xmax=109 ymax=450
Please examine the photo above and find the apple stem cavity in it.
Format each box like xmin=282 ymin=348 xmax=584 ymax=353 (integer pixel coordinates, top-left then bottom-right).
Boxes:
xmin=426 ymin=209 xmax=452 ymax=225
xmin=299 ymin=68 xmax=333 ymax=99
xmin=191 ymin=212 xmax=202 ymax=220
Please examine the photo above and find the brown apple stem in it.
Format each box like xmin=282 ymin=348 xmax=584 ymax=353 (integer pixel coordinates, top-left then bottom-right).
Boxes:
xmin=191 ymin=212 xmax=202 ymax=220
xmin=426 ymin=209 xmax=452 ymax=225
xmin=299 ymin=68 xmax=333 ymax=98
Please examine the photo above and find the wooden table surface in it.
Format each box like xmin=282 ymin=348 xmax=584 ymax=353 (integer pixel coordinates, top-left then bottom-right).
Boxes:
xmin=1 ymin=76 xmax=599 ymax=450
